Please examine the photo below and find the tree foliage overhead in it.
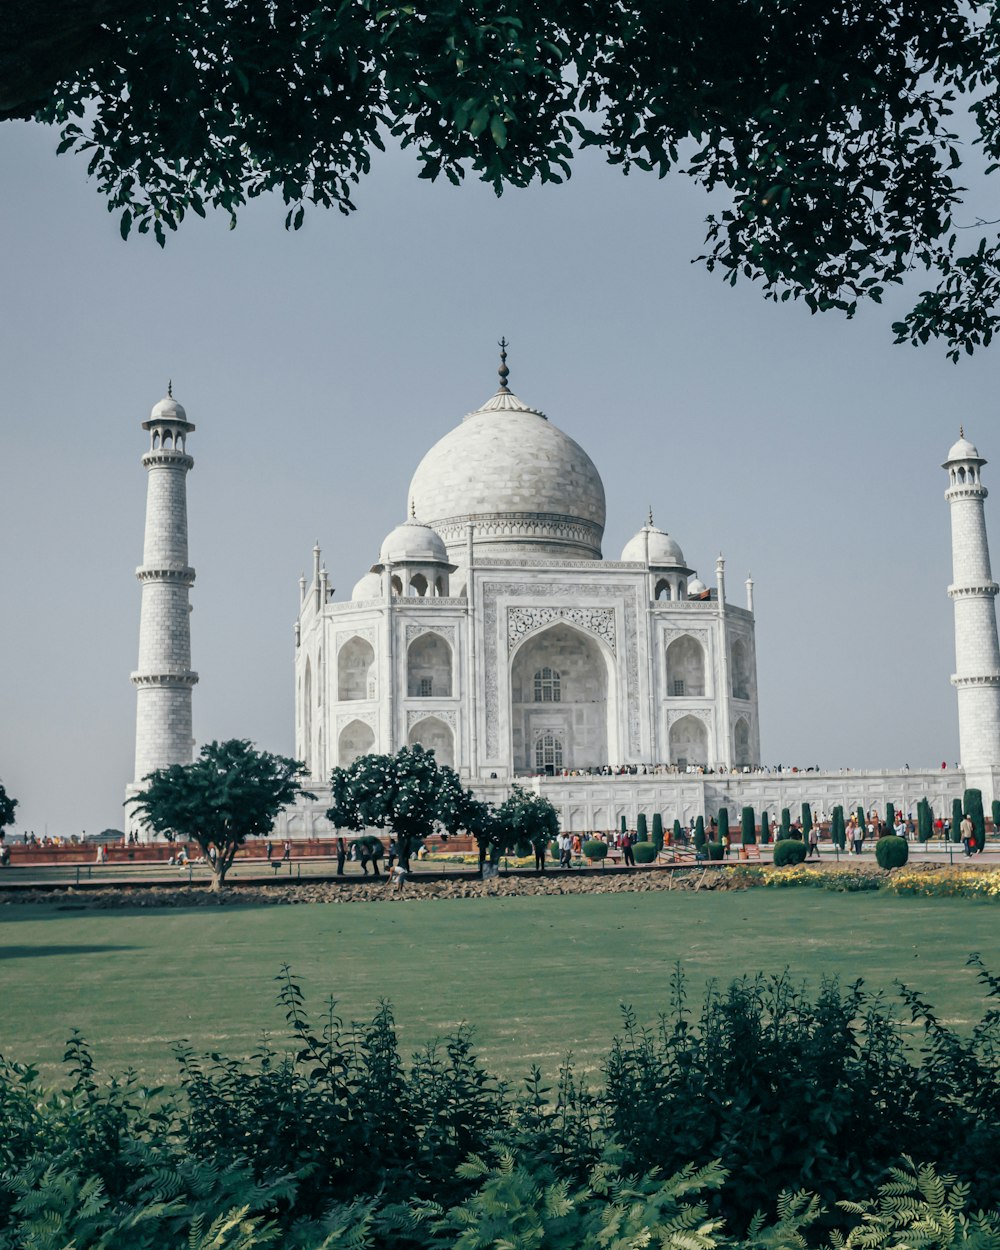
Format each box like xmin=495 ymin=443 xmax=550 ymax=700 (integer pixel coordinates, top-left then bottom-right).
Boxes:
xmin=127 ymin=737 xmax=313 ymax=889
xmin=7 ymin=0 xmax=1000 ymax=356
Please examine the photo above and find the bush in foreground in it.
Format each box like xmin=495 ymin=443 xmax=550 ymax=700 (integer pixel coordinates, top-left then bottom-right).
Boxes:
xmin=774 ymin=838 xmax=808 ymax=867
xmin=875 ymin=834 xmax=909 ymax=869
xmin=633 ymin=842 xmax=658 ymax=864
xmin=582 ymin=839 xmax=607 ymax=860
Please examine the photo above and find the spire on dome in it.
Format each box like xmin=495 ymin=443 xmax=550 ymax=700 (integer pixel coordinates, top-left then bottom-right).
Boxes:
xmin=410 ymin=497 xmax=417 ymax=520
xmin=647 ymin=504 xmax=654 ymax=527
xmin=961 ymin=425 xmax=965 ymax=438
xmin=167 ymin=379 xmax=173 ymax=398
xmin=497 ymin=337 xmax=511 ymax=393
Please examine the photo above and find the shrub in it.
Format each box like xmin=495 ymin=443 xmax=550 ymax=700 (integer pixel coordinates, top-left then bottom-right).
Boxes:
xmin=694 ymin=817 xmax=706 ymax=848
xmin=636 ymin=813 xmax=648 ymax=842
xmin=993 ymin=798 xmax=1000 ymax=832
xmin=741 ymin=806 xmax=756 ymax=846
xmin=875 ymin=834 xmax=909 ymax=869
xmin=780 ymin=808 xmax=791 ymax=838
xmin=633 ymin=842 xmax=658 ymax=864
xmin=774 ymin=838 xmax=808 ymax=867
xmin=718 ymin=808 xmax=730 ymax=850
xmin=672 ymin=818 xmax=682 ymax=845
xmin=830 ymin=805 xmax=845 ymax=850
xmin=760 ymin=809 xmax=770 ymax=844
xmin=801 ymin=802 xmax=813 ymax=835
xmin=706 ymin=841 xmax=725 ymax=860
xmin=652 ymin=813 xmax=663 ymax=851
xmin=952 ymin=797 xmax=964 ymax=842
xmin=918 ymin=798 xmax=933 ymax=844
xmin=965 ymin=788 xmax=985 ymax=850
xmin=886 ymin=801 xmax=896 ymax=831
xmin=583 ymin=839 xmax=607 ymax=860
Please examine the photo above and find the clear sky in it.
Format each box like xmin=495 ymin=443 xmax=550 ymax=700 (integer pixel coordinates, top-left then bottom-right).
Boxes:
xmin=1 ymin=118 xmax=996 ymax=837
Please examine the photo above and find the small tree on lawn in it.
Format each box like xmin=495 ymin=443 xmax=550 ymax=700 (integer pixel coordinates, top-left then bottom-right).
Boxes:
xmin=886 ymin=801 xmax=896 ymax=832
xmin=801 ymin=803 xmax=813 ymax=837
xmin=328 ymin=744 xmax=468 ymax=870
xmin=128 ymin=739 xmax=313 ymax=891
xmin=672 ymin=818 xmax=682 ymax=846
xmin=495 ymin=784 xmax=559 ymax=869
xmin=993 ymin=799 xmax=1000 ymax=833
xmin=717 ymin=808 xmax=730 ymax=848
xmin=741 ymin=806 xmax=756 ymax=847
xmin=964 ymin=788 xmax=985 ymax=851
xmin=952 ymin=797 xmax=964 ymax=843
xmin=830 ymin=805 xmax=846 ymax=851
xmin=651 ymin=812 xmax=663 ymax=851
xmin=918 ymin=798 xmax=933 ymax=846
xmin=694 ymin=816 xmax=706 ymax=849
xmin=0 ymin=780 xmax=18 ymax=834
xmin=760 ymin=810 xmax=770 ymax=844
xmin=780 ymin=808 xmax=791 ymax=838
xmin=856 ymin=806 xmax=866 ymax=833
xmin=636 ymin=813 xmax=648 ymax=842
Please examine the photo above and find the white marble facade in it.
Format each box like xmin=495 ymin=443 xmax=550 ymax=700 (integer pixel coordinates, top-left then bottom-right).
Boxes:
xmin=295 ymin=357 xmax=761 ymax=784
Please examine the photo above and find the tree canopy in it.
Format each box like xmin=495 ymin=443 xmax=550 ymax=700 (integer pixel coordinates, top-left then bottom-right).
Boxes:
xmin=0 ymin=781 xmax=17 ymax=832
xmin=127 ymin=738 xmax=313 ymax=889
xmin=6 ymin=0 xmax=1000 ymax=357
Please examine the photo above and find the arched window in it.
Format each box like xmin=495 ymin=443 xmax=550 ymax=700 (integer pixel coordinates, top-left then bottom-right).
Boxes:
xmin=533 ymin=666 xmax=561 ymax=702
xmin=338 ymin=636 xmax=375 ymax=701
xmin=407 ymin=631 xmax=453 ymax=697
xmin=655 ymin=579 xmax=671 ymax=600
xmin=534 ymin=733 xmax=564 ymax=773
xmin=731 ymin=638 xmax=751 ymax=701
xmin=391 ymin=575 xmax=403 ymax=596
xmin=666 ymin=635 xmax=706 ymax=697
xmin=959 ymin=467 xmax=967 ymax=483
xmin=410 ymin=572 xmax=428 ymax=598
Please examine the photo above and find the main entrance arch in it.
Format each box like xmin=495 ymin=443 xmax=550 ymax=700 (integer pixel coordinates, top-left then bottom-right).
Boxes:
xmin=510 ymin=623 xmax=615 ymax=772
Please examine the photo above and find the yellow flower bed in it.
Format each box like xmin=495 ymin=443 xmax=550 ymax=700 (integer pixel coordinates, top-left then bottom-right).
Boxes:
xmin=884 ymin=866 xmax=1000 ymax=899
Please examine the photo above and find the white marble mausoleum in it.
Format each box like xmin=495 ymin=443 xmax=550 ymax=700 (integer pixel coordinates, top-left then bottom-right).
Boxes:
xmin=293 ymin=348 xmax=761 ymax=783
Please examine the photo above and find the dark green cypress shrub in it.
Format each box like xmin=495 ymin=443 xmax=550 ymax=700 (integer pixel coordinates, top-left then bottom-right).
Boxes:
xmin=760 ymin=810 xmax=770 ymax=844
xmin=886 ymin=801 xmax=896 ymax=831
xmin=952 ymin=797 xmax=964 ymax=843
xmin=741 ymin=806 xmax=756 ymax=846
xmin=993 ymin=799 xmax=1000 ymax=833
xmin=831 ymin=805 xmax=845 ymax=850
xmin=856 ymin=806 xmax=865 ymax=832
xmin=633 ymin=841 xmax=658 ymax=864
xmin=964 ymin=789 xmax=985 ymax=850
xmin=780 ymin=808 xmax=791 ymax=838
xmin=672 ymin=818 xmax=682 ymax=845
xmin=801 ymin=803 xmax=813 ymax=836
xmin=636 ymin=813 xmax=648 ymax=842
xmin=773 ymin=838 xmax=808 ymax=867
xmin=706 ymin=841 xmax=725 ymax=861
xmin=620 ymin=814 xmax=628 ymax=838
xmin=718 ymin=808 xmax=730 ymax=846
xmin=652 ymin=813 xmax=663 ymax=851
xmin=694 ymin=817 xmax=706 ymax=848
xmin=875 ymin=835 xmax=909 ymax=869
xmin=918 ymin=798 xmax=932 ymax=844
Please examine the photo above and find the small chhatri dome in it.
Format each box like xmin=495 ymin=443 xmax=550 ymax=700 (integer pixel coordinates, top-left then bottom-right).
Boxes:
xmin=944 ymin=428 xmax=984 ymax=465
xmin=377 ymin=512 xmax=450 ymax=566
xmin=351 ymin=571 xmax=383 ymax=601
xmin=144 ymin=382 xmax=193 ymax=430
xmin=687 ymin=577 xmax=708 ymax=597
xmin=620 ymin=516 xmax=686 ymax=566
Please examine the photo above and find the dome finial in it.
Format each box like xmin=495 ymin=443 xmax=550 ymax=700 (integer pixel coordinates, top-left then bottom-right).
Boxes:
xmin=497 ymin=337 xmax=511 ymax=393
xmin=961 ymin=424 xmax=965 ymax=438
xmin=167 ymin=378 xmax=173 ymax=398
xmin=410 ymin=496 xmax=417 ymax=520
xmin=647 ymin=504 xmax=654 ymax=527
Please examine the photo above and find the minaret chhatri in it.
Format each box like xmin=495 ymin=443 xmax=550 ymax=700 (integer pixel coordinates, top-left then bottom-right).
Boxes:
xmin=944 ymin=428 xmax=1000 ymax=803
xmin=130 ymin=385 xmax=198 ymax=789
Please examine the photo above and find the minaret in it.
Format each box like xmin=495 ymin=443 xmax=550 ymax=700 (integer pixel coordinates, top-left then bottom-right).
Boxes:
xmin=944 ymin=429 xmax=1000 ymax=803
xmin=130 ymin=386 xmax=198 ymax=788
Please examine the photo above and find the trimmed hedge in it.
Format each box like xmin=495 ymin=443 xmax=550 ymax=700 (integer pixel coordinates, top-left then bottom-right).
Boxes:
xmin=706 ymin=841 xmax=725 ymax=861
xmin=633 ymin=842 xmax=658 ymax=864
xmin=583 ymin=839 xmax=608 ymax=860
xmin=875 ymin=834 xmax=909 ymax=869
xmin=773 ymin=838 xmax=808 ymax=867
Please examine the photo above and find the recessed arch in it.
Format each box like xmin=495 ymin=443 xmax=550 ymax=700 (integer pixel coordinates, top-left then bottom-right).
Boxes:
xmin=669 ymin=714 xmax=708 ymax=768
xmin=510 ymin=622 xmax=616 ymax=772
xmin=731 ymin=637 xmax=751 ymax=700
xmin=734 ymin=717 xmax=751 ymax=767
xmin=410 ymin=572 xmax=429 ymax=598
xmin=407 ymin=631 xmax=453 ymax=697
xmin=338 ymin=718 xmax=375 ymax=767
xmin=534 ymin=731 xmax=564 ymax=774
xmin=303 ymin=657 xmax=312 ymax=761
xmin=407 ymin=715 xmax=454 ymax=768
xmin=667 ymin=634 xmax=705 ymax=697
xmin=338 ymin=636 xmax=376 ymax=701
xmin=655 ymin=578 xmax=672 ymax=600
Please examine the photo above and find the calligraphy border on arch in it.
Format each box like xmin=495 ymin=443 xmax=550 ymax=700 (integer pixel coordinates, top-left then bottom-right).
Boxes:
xmin=483 ymin=583 xmax=640 ymax=757
xmin=507 ymin=605 xmax=617 ymax=656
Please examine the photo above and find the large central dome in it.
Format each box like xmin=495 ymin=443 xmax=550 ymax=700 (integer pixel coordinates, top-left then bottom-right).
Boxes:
xmin=408 ymin=383 xmax=606 ymax=562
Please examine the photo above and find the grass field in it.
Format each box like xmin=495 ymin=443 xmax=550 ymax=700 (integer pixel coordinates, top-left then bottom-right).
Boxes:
xmin=2 ymin=889 xmax=999 ymax=1087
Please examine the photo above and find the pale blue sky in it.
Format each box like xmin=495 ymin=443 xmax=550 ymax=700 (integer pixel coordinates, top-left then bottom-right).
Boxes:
xmin=1 ymin=118 xmax=996 ymax=836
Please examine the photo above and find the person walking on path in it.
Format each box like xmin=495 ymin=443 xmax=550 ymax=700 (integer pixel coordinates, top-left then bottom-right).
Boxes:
xmin=807 ymin=825 xmax=820 ymax=860
xmin=336 ymin=836 xmax=347 ymax=876
xmin=282 ymin=840 xmax=291 ymax=862
xmin=621 ymin=830 xmax=636 ymax=866
xmin=961 ymin=812 xmax=975 ymax=857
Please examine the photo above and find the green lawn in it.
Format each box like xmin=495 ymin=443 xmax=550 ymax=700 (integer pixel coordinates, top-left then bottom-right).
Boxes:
xmin=1 ymin=889 xmax=998 ymax=1087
